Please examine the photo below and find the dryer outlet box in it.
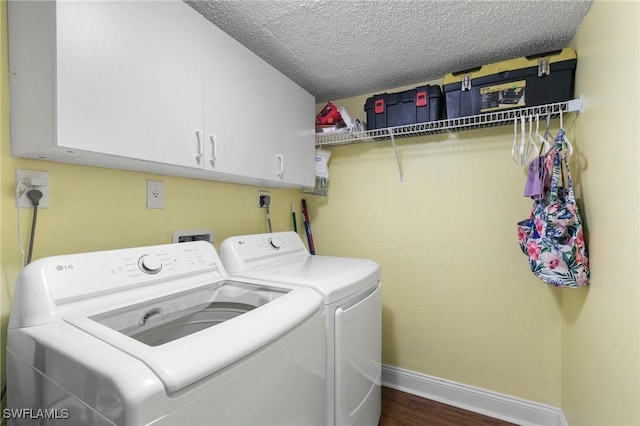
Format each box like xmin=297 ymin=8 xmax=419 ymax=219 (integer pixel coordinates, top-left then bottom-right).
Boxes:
xmin=173 ymin=229 xmax=214 ymax=244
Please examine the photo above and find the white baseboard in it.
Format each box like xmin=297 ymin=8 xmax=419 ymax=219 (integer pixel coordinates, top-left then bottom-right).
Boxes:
xmin=381 ymin=365 xmax=568 ymax=426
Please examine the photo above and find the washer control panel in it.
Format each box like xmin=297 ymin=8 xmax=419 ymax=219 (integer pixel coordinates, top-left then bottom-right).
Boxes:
xmin=43 ymin=241 xmax=222 ymax=303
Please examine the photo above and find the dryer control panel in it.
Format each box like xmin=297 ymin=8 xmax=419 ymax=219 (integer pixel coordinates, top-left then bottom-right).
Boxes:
xmin=220 ymin=232 xmax=307 ymax=273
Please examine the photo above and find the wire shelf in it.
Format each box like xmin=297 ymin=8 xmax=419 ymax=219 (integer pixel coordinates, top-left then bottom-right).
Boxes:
xmin=315 ymin=98 xmax=583 ymax=147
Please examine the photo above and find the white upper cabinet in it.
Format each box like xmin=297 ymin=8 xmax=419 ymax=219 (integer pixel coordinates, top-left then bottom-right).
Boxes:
xmin=202 ymin=21 xmax=315 ymax=185
xmin=56 ymin=1 xmax=205 ymax=168
xmin=8 ymin=0 xmax=315 ymax=188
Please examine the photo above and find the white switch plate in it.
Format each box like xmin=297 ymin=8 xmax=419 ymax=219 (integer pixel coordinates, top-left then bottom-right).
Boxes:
xmin=147 ymin=180 xmax=164 ymax=209
xmin=16 ymin=169 xmax=50 ymax=208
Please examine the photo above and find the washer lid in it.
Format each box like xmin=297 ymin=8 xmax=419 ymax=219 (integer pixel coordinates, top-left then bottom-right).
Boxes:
xmin=66 ymin=281 xmax=322 ymax=393
xmin=231 ymin=255 xmax=380 ymax=304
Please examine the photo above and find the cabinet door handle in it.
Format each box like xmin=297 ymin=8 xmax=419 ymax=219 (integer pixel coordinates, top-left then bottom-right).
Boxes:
xmin=276 ymin=154 xmax=284 ymax=178
xmin=209 ymin=135 xmax=217 ymax=166
xmin=195 ymin=130 xmax=204 ymax=163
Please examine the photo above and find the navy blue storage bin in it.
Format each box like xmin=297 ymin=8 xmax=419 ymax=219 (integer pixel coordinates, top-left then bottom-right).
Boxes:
xmin=364 ymin=85 xmax=443 ymax=130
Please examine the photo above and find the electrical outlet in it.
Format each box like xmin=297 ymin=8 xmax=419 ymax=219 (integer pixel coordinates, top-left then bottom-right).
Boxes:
xmin=258 ymin=190 xmax=270 ymax=207
xmin=16 ymin=169 xmax=50 ymax=208
xmin=147 ymin=180 xmax=164 ymax=209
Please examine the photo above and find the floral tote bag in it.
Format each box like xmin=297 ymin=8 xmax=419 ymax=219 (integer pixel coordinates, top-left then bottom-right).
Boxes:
xmin=517 ymin=129 xmax=590 ymax=288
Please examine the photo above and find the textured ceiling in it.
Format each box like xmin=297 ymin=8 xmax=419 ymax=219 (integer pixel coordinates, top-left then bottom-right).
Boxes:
xmin=186 ymin=0 xmax=592 ymax=103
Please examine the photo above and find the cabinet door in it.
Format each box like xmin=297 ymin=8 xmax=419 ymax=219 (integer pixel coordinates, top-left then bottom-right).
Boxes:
xmin=203 ymin=23 xmax=315 ymax=186
xmin=203 ymin=23 xmax=273 ymax=179
xmin=259 ymin=66 xmax=316 ymax=187
xmin=55 ymin=1 xmax=205 ymax=168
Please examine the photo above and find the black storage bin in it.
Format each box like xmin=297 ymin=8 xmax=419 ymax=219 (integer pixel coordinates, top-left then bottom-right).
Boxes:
xmin=442 ymin=48 xmax=577 ymax=119
xmin=364 ymin=94 xmax=388 ymax=129
xmin=364 ymin=85 xmax=443 ymax=130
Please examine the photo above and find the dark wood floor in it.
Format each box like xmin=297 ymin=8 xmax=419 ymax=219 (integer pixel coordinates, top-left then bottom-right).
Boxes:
xmin=379 ymin=387 xmax=517 ymax=426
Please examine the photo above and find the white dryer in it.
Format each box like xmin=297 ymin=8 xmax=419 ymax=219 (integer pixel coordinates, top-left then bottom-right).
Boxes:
xmin=220 ymin=232 xmax=382 ymax=426
xmin=6 ymin=241 xmax=326 ymax=426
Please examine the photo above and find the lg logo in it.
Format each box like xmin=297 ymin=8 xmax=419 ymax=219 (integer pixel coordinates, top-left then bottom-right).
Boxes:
xmin=55 ymin=265 xmax=74 ymax=271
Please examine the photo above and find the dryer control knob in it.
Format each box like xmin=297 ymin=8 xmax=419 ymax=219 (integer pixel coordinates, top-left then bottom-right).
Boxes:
xmin=139 ymin=255 xmax=162 ymax=274
xmin=268 ymin=237 xmax=281 ymax=250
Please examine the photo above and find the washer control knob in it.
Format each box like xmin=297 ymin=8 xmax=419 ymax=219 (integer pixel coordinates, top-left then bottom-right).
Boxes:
xmin=268 ymin=237 xmax=281 ymax=250
xmin=139 ymin=255 xmax=162 ymax=274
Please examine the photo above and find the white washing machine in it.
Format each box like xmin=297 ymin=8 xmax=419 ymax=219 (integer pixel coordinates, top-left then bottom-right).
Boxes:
xmin=6 ymin=241 xmax=326 ymax=426
xmin=220 ymin=232 xmax=381 ymax=426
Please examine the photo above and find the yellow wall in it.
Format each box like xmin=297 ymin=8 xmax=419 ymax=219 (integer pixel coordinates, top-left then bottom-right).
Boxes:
xmin=310 ymin=0 xmax=639 ymax=420
xmin=562 ymin=1 xmax=640 ymax=424
xmin=0 ymin=0 xmax=303 ymax=388
xmin=312 ymin=97 xmax=564 ymax=402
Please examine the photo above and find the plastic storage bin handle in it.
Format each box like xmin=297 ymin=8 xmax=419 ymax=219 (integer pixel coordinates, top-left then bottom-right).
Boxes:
xmin=374 ymin=99 xmax=385 ymax=114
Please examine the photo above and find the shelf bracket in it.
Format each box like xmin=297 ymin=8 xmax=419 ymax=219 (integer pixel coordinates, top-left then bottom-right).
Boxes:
xmin=388 ymin=129 xmax=404 ymax=182
xmin=567 ymin=96 xmax=583 ymax=114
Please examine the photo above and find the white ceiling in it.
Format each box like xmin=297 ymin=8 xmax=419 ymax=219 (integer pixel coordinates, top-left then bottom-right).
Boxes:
xmin=186 ymin=0 xmax=592 ymax=103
